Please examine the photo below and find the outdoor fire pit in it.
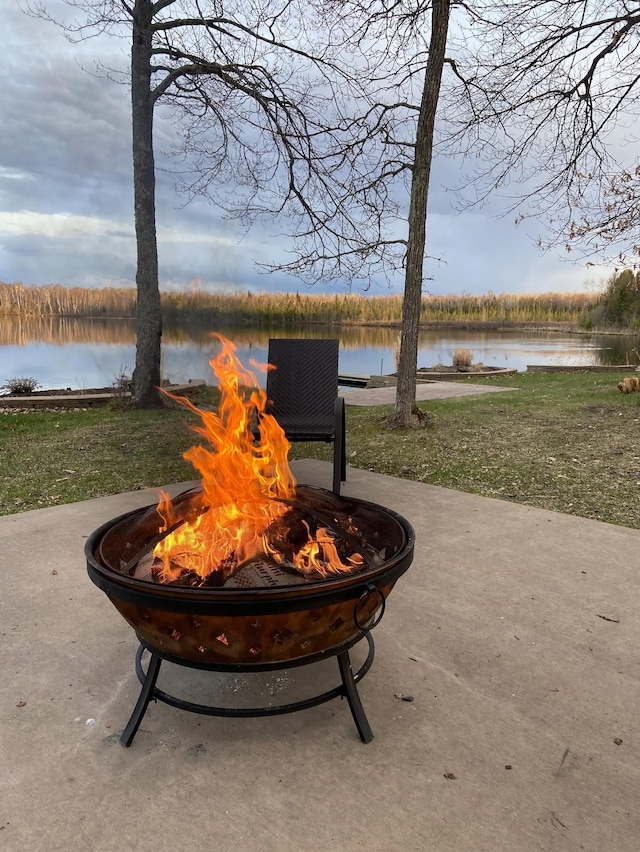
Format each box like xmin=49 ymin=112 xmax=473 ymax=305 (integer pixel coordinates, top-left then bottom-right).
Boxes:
xmin=85 ymin=337 xmax=415 ymax=745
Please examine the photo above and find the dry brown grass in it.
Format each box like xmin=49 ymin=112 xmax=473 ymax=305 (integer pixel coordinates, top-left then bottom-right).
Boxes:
xmin=0 ymin=282 xmax=600 ymax=325
xmin=452 ymin=348 xmax=474 ymax=370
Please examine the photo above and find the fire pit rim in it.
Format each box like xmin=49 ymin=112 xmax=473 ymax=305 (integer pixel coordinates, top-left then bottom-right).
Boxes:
xmin=85 ymin=486 xmax=415 ymax=616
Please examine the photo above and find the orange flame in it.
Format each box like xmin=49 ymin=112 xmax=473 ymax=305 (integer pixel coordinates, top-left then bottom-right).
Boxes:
xmin=152 ymin=335 xmax=356 ymax=582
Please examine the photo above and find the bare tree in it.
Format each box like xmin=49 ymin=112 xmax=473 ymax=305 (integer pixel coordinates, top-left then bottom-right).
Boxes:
xmin=321 ymin=0 xmax=640 ymax=428
xmin=273 ymin=0 xmax=454 ymax=427
xmin=446 ymin=0 xmax=640 ymax=264
xmin=255 ymin=0 xmax=640 ymax=428
xmin=390 ymin=0 xmax=450 ymax=427
xmin=369 ymin=0 xmax=640 ymax=427
xmin=33 ymin=0 xmax=391 ymax=406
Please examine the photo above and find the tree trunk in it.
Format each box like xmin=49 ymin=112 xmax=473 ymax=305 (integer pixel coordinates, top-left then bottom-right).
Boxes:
xmin=131 ymin=0 xmax=163 ymax=407
xmin=390 ymin=0 xmax=450 ymax=428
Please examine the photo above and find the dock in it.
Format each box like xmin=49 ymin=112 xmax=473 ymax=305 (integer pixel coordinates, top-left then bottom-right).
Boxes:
xmin=0 ymin=379 xmax=207 ymax=409
xmin=338 ymin=373 xmax=369 ymax=388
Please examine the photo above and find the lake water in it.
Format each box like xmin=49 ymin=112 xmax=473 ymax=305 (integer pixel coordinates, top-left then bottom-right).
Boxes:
xmin=1 ymin=316 xmax=638 ymax=391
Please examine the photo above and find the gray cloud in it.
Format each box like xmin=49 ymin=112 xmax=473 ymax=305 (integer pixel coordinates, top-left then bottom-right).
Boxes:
xmin=0 ymin=1 xmax=610 ymax=296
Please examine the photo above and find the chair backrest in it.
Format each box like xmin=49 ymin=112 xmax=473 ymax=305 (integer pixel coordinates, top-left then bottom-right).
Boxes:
xmin=265 ymin=338 xmax=339 ymax=433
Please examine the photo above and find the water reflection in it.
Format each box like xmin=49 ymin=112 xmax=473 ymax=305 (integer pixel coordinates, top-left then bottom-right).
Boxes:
xmin=0 ymin=315 xmax=137 ymax=347
xmin=0 ymin=315 xmax=401 ymax=349
xmin=1 ymin=316 xmax=638 ymax=390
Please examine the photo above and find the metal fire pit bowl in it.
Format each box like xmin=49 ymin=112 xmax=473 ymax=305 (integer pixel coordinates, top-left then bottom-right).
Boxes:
xmin=85 ymin=485 xmax=415 ymax=745
xmin=86 ymin=485 xmax=414 ymax=665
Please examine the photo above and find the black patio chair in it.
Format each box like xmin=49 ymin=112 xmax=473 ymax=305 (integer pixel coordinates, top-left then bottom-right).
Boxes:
xmin=256 ymin=338 xmax=346 ymax=495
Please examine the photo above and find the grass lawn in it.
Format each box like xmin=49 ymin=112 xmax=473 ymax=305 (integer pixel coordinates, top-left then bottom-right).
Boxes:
xmin=1 ymin=371 xmax=638 ymax=528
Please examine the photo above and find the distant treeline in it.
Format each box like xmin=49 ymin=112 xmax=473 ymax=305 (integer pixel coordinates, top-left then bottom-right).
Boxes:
xmin=0 ymin=281 xmax=601 ymax=326
xmin=581 ymin=269 xmax=640 ymax=331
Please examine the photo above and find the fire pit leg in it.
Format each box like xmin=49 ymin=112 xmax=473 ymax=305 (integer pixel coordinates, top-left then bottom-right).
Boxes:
xmin=118 ymin=634 xmax=377 ymax=745
xmin=120 ymin=647 xmax=162 ymax=747
xmin=338 ymin=647 xmax=374 ymax=743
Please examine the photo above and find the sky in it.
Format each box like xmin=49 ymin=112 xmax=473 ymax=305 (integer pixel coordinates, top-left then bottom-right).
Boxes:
xmin=1 ymin=1 xmax=616 ymax=298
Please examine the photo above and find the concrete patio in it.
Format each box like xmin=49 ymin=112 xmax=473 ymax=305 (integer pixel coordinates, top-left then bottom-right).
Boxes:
xmin=1 ymin=459 xmax=638 ymax=851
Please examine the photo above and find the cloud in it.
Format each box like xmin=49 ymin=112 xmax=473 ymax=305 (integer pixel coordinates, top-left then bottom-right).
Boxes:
xmin=0 ymin=2 xmax=616 ymax=297
xmin=0 ymin=211 xmax=121 ymax=238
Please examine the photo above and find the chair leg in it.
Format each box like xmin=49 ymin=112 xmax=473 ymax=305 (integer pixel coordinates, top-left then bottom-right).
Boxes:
xmin=339 ymin=398 xmax=346 ymax=481
xmin=333 ymin=397 xmax=346 ymax=495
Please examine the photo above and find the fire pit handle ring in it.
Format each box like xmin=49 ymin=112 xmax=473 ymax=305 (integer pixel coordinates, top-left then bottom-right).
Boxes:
xmin=353 ymin=584 xmax=386 ymax=632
